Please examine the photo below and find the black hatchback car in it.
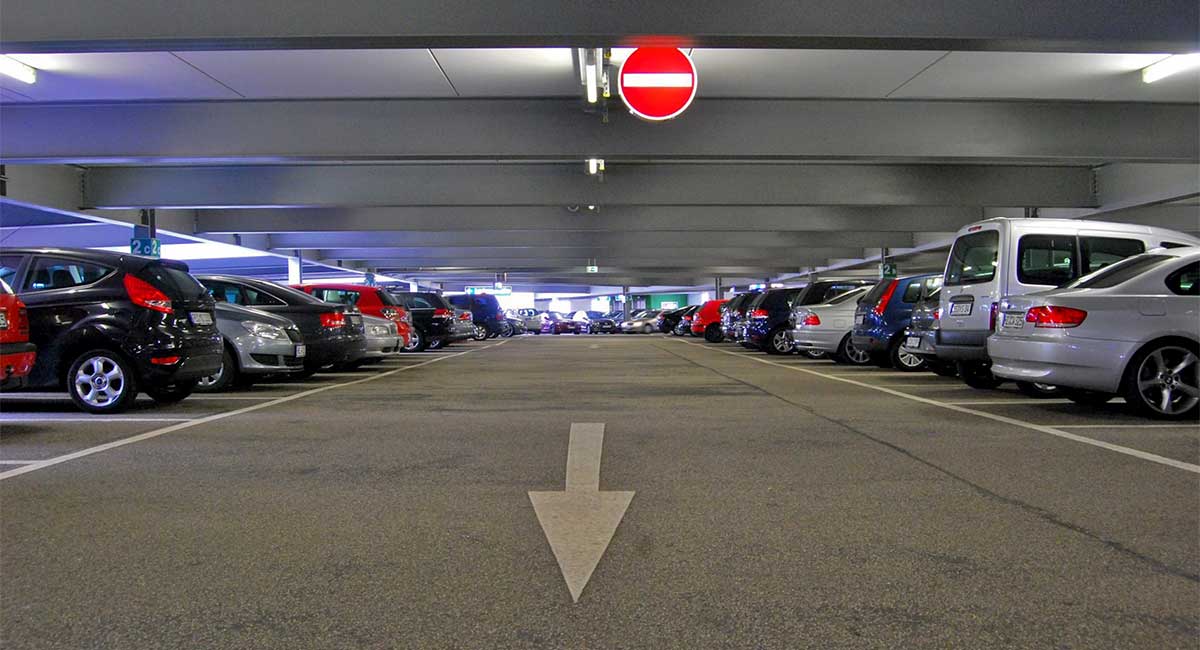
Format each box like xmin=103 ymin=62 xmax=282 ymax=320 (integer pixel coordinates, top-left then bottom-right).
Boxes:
xmin=447 ymin=293 xmax=507 ymax=339
xmin=388 ymin=291 xmax=471 ymax=351
xmin=196 ymin=275 xmax=366 ymax=376
xmin=0 ymin=248 xmax=222 ymax=413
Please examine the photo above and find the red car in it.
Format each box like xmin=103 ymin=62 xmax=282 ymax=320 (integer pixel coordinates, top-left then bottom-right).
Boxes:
xmin=691 ymin=298 xmax=730 ymax=342
xmin=0 ymin=280 xmax=35 ymax=389
xmin=293 ymin=284 xmax=413 ymax=350
xmin=541 ymin=312 xmax=586 ymax=334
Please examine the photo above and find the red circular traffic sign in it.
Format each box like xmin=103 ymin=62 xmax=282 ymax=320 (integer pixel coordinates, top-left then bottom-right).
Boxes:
xmin=617 ymin=48 xmax=698 ymax=121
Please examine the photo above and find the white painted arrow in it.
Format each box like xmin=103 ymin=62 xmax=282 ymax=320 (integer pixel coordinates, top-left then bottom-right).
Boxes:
xmin=529 ymin=422 xmax=634 ymax=603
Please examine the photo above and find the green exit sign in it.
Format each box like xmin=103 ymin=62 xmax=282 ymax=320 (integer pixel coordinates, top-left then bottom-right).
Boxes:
xmin=586 ymin=265 xmax=599 ymax=273
xmin=131 ymin=237 xmax=161 ymax=258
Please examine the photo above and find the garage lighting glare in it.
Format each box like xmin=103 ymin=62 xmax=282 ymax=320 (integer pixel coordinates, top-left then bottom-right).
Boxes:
xmin=584 ymin=54 xmax=598 ymax=103
xmin=1142 ymin=53 xmax=1200 ymax=83
xmin=586 ymin=158 xmax=605 ymax=175
xmin=0 ymin=55 xmax=36 ymax=84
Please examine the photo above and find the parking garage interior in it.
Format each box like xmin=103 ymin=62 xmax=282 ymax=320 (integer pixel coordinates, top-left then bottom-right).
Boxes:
xmin=1 ymin=2 xmax=1199 ymax=648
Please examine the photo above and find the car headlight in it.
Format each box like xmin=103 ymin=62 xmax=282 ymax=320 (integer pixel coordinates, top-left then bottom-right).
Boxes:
xmin=369 ymin=324 xmax=391 ymax=336
xmin=242 ymin=320 xmax=287 ymax=340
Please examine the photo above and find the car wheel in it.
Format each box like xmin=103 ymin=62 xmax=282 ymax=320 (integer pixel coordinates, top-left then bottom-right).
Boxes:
xmin=428 ymin=337 xmax=445 ymax=350
xmin=704 ymin=324 xmax=723 ymax=343
xmin=958 ymin=362 xmax=1004 ymax=390
xmin=403 ymin=328 xmax=428 ymax=352
xmin=499 ymin=322 xmax=514 ymax=338
xmin=1015 ymin=381 xmax=1061 ymax=398
xmin=472 ymin=324 xmax=488 ymax=341
xmin=144 ymin=379 xmax=198 ymax=404
xmin=1122 ymin=342 xmax=1199 ymax=420
xmin=197 ymin=346 xmax=237 ymax=393
xmin=67 ymin=349 xmax=139 ymax=414
xmin=890 ymin=339 xmax=927 ymax=372
xmin=1063 ymin=388 xmax=1113 ymax=406
xmin=836 ymin=334 xmax=872 ymax=365
xmin=642 ymin=325 xmax=653 ymax=334
xmin=765 ymin=327 xmax=794 ymax=355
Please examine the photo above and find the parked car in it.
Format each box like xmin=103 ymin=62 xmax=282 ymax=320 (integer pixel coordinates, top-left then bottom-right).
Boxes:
xmin=196 ymin=302 xmax=305 ymax=392
xmin=542 ymin=312 xmax=586 ymax=334
xmin=451 ymin=308 xmax=477 ymax=342
xmin=389 ymin=291 xmax=471 ymax=350
xmin=197 ymin=275 xmax=366 ymax=377
xmin=589 ymin=310 xmax=623 ymax=334
xmin=898 ymin=286 xmax=958 ymax=377
xmin=620 ymin=310 xmax=662 ymax=334
xmin=938 ymin=217 xmax=1199 ymax=390
xmin=513 ymin=308 xmax=545 ymax=334
xmin=989 ymin=248 xmax=1199 ymax=418
xmin=790 ymin=285 xmax=875 ymax=364
xmin=1 ymin=248 xmax=222 ymax=413
xmin=657 ymin=307 xmax=691 ymax=333
xmin=359 ymin=314 xmax=403 ymax=363
xmin=692 ymin=299 xmax=729 ymax=342
xmin=720 ymin=292 xmax=760 ymax=342
xmin=852 ymin=273 xmax=941 ymax=371
xmin=295 ymin=283 xmax=412 ymax=351
xmin=744 ymin=289 xmax=805 ymax=353
xmin=447 ymin=293 xmax=508 ymax=340
xmin=0 ymin=279 xmax=35 ymax=389
xmin=672 ymin=305 xmax=699 ymax=335
xmin=506 ymin=314 xmax=527 ymax=336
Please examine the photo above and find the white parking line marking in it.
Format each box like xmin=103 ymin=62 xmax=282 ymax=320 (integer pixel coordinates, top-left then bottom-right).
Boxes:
xmin=1055 ymin=424 xmax=1200 ymax=429
xmin=945 ymin=399 xmax=1076 ymax=405
xmin=0 ymin=460 xmax=40 ymax=464
xmin=866 ymin=383 xmax=973 ymax=389
xmin=0 ymin=417 xmax=195 ymax=423
xmin=0 ymin=339 xmax=508 ymax=481
xmin=675 ymin=339 xmax=1200 ymax=474
xmin=183 ymin=395 xmax=279 ymax=400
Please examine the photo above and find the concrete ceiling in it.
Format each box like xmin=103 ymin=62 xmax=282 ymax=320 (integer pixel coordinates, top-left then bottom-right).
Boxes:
xmin=1 ymin=1 xmax=1197 ymax=292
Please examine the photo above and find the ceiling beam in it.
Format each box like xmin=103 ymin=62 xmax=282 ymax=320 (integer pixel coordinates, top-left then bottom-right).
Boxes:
xmin=192 ymin=206 xmax=986 ymax=234
xmin=264 ymin=230 xmax=918 ymax=250
xmin=81 ymin=164 xmax=1095 ymax=209
xmin=4 ymin=100 xmax=1195 ymax=165
xmin=3 ymin=0 xmax=1194 ymax=52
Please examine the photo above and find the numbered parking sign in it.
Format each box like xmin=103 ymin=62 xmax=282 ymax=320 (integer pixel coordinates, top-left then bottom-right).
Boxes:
xmin=131 ymin=238 xmax=161 ymax=258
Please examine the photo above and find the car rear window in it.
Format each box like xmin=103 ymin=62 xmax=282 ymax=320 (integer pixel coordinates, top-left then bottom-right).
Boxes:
xmin=1080 ymin=237 xmax=1144 ymax=274
xmin=1017 ymin=234 xmax=1076 ymax=286
xmin=798 ymin=282 xmax=868 ymax=306
xmin=859 ymin=280 xmax=894 ymax=307
xmin=312 ymin=288 xmax=360 ymax=306
xmin=140 ymin=264 xmax=209 ymax=300
xmin=945 ymin=230 xmax=999 ymax=285
xmin=900 ymin=280 xmax=924 ymax=303
xmin=393 ymin=292 xmax=442 ymax=309
xmin=1066 ymin=254 xmax=1174 ymax=289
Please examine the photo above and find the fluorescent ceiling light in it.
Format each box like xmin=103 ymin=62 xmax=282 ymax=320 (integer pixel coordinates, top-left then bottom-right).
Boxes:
xmin=0 ymin=55 xmax=36 ymax=84
xmin=584 ymin=56 xmax=598 ymax=103
xmin=1142 ymin=53 xmax=1200 ymax=83
xmin=586 ymin=158 xmax=605 ymax=175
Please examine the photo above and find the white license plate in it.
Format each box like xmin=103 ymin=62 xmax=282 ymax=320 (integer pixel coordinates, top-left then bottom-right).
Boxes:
xmin=854 ymin=314 xmax=865 ymax=325
xmin=949 ymin=302 xmax=973 ymax=316
xmin=1002 ymin=313 xmax=1025 ymax=329
xmin=0 ymin=312 xmax=7 ymax=330
xmin=295 ymin=344 xmax=307 ymax=358
xmin=905 ymin=335 xmax=922 ymax=349
xmin=189 ymin=311 xmax=213 ymax=326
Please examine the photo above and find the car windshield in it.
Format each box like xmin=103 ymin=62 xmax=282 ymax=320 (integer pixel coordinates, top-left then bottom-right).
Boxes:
xmin=945 ymin=230 xmax=999 ymax=285
xmin=1064 ymin=254 xmax=1175 ymax=289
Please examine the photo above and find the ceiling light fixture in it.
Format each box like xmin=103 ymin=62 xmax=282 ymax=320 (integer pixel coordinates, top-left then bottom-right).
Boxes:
xmin=1142 ymin=53 xmax=1200 ymax=83
xmin=586 ymin=158 xmax=605 ymax=175
xmin=584 ymin=50 xmax=598 ymax=103
xmin=0 ymin=55 xmax=37 ymax=84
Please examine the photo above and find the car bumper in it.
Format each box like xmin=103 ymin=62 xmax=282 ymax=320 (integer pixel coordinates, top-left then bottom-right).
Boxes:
xmin=233 ymin=335 xmax=307 ymax=375
xmin=789 ymin=327 xmax=845 ymax=353
xmin=362 ymin=334 xmax=402 ymax=357
xmin=900 ymin=328 xmax=939 ymax=359
xmin=988 ymin=335 xmax=1132 ymax=393
xmin=934 ymin=329 xmax=991 ymax=362
xmin=0 ymin=341 xmax=36 ymax=388
xmin=138 ymin=335 xmax=223 ymax=382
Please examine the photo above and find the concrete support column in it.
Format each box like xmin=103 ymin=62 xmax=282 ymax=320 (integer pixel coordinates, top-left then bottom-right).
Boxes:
xmin=287 ymin=254 xmax=303 ymax=285
xmin=714 ymin=276 xmax=723 ymax=299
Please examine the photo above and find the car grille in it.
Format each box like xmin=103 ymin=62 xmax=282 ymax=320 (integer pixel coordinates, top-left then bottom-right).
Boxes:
xmin=251 ymin=353 xmax=304 ymax=367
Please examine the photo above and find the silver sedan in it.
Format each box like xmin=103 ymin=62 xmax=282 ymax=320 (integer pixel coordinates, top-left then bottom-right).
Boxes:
xmin=199 ymin=302 xmax=306 ymax=392
xmin=790 ymin=285 xmax=874 ymax=364
xmin=989 ymin=247 xmax=1199 ymax=419
xmin=360 ymin=314 xmax=402 ymax=363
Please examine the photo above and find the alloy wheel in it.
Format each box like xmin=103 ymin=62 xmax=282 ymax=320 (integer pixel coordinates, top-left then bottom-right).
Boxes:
xmin=843 ymin=339 xmax=871 ymax=364
xmin=197 ymin=364 xmax=223 ymax=389
xmin=404 ymin=329 xmax=424 ymax=352
xmin=771 ymin=329 xmax=794 ymax=354
xmin=73 ymin=355 xmax=126 ymax=409
xmin=896 ymin=348 xmax=925 ymax=369
xmin=1134 ymin=346 xmax=1198 ymax=416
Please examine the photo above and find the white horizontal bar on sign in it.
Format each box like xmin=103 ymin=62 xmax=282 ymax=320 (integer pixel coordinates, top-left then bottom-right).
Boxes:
xmin=621 ymin=73 xmax=693 ymax=88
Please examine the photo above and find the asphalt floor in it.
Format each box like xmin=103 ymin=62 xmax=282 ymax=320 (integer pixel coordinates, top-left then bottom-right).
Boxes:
xmin=2 ymin=334 xmax=1197 ymax=649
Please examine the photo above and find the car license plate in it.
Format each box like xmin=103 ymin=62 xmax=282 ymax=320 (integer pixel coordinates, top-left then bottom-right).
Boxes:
xmin=854 ymin=314 xmax=865 ymax=325
xmin=189 ymin=311 xmax=214 ymax=326
xmin=905 ymin=335 xmax=921 ymax=349
xmin=0 ymin=311 xmax=7 ymax=330
xmin=295 ymin=344 xmax=307 ymax=358
xmin=1002 ymin=313 xmax=1025 ymax=329
xmin=949 ymin=302 xmax=972 ymax=316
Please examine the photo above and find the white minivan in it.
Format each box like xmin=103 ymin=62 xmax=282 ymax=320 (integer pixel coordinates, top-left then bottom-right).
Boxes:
xmin=937 ymin=217 xmax=1199 ymax=390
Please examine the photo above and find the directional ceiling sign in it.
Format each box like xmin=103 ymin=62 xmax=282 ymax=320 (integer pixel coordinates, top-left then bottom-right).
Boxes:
xmin=617 ymin=48 xmax=698 ymax=121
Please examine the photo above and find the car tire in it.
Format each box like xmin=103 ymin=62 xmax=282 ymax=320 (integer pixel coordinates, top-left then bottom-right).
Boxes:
xmin=197 ymin=346 xmax=237 ymax=393
xmin=428 ymin=337 xmax=445 ymax=350
xmin=403 ymin=328 xmax=428 ymax=353
xmin=958 ymin=362 xmax=1004 ymax=390
xmin=1063 ymin=388 xmax=1113 ymax=407
xmin=1121 ymin=341 xmax=1199 ymax=420
xmin=1015 ymin=381 xmax=1061 ymax=399
xmin=499 ymin=322 xmax=514 ymax=338
xmin=765 ymin=327 xmax=794 ymax=355
xmin=472 ymin=324 xmax=488 ymax=341
xmin=889 ymin=338 xmax=927 ymax=372
xmin=642 ymin=325 xmax=653 ymax=334
xmin=144 ymin=379 xmax=198 ymax=405
xmin=67 ymin=349 xmax=139 ymax=414
xmin=704 ymin=324 xmax=723 ymax=343
xmin=835 ymin=334 xmax=872 ymax=366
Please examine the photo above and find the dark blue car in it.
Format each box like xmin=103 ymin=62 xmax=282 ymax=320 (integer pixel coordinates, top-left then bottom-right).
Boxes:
xmin=851 ymin=273 xmax=942 ymax=371
xmin=746 ymin=280 xmax=874 ymax=354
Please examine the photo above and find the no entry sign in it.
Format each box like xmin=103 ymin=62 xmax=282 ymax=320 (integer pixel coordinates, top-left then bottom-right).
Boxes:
xmin=617 ymin=48 xmax=697 ymax=121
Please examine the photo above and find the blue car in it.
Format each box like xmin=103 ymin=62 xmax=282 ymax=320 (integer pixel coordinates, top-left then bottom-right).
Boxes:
xmin=851 ymin=273 xmax=942 ymax=371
